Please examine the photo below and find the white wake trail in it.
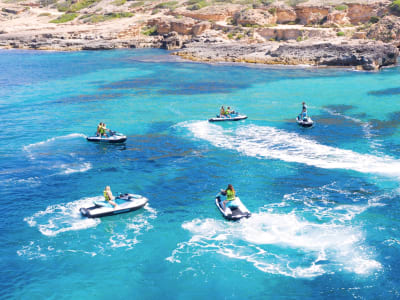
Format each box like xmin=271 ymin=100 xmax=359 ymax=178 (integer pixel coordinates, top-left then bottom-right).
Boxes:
xmin=182 ymin=121 xmax=400 ymax=177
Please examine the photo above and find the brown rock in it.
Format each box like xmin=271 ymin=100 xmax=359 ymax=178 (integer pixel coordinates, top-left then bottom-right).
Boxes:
xmin=234 ymin=9 xmax=276 ymax=26
xmin=192 ymin=21 xmax=211 ymax=36
xmin=171 ymin=18 xmax=196 ymax=35
xmin=174 ymin=5 xmax=241 ymax=22
xmin=367 ymin=15 xmax=400 ymax=42
xmin=274 ymin=4 xmax=297 ymax=24
xmin=295 ymin=5 xmax=330 ymax=25
xmin=327 ymin=10 xmax=350 ymax=25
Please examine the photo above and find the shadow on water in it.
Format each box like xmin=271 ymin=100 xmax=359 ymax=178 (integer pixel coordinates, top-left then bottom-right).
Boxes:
xmin=158 ymin=81 xmax=251 ymax=95
xmin=99 ymin=78 xmax=162 ymax=90
xmin=370 ymin=111 xmax=400 ymax=133
xmin=53 ymin=93 xmax=123 ymax=104
xmin=368 ymin=87 xmax=400 ymax=96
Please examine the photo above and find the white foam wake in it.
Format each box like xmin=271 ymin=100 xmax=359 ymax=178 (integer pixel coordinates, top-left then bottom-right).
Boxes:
xmin=167 ymin=211 xmax=381 ymax=278
xmin=181 ymin=121 xmax=400 ymax=177
xmin=60 ymin=162 xmax=92 ymax=175
xmin=323 ymin=108 xmax=383 ymax=153
xmin=23 ymin=133 xmax=86 ymax=152
xmin=24 ymin=197 xmax=101 ymax=236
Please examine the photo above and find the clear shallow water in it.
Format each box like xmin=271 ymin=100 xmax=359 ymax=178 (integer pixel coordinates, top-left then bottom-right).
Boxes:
xmin=1 ymin=49 xmax=400 ymax=299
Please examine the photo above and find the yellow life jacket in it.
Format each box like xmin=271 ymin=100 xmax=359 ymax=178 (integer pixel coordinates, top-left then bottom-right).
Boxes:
xmin=104 ymin=190 xmax=110 ymax=201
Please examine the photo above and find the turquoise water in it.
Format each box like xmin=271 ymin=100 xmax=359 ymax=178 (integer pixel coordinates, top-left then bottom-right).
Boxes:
xmin=1 ymin=49 xmax=400 ymax=299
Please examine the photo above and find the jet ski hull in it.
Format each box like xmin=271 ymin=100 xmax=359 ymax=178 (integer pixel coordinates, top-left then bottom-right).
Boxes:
xmin=215 ymin=194 xmax=251 ymax=221
xmin=86 ymin=135 xmax=127 ymax=143
xmin=296 ymin=117 xmax=314 ymax=128
xmin=80 ymin=193 xmax=148 ymax=218
xmin=209 ymin=115 xmax=248 ymax=122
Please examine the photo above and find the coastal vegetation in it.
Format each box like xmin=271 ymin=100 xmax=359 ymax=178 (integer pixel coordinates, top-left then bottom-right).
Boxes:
xmin=50 ymin=12 xmax=78 ymax=23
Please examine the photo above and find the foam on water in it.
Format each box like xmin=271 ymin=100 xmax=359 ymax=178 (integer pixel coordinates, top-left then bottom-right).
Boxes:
xmin=24 ymin=197 xmax=101 ymax=236
xmin=22 ymin=133 xmax=91 ymax=175
xmin=23 ymin=133 xmax=86 ymax=153
xmin=60 ymin=162 xmax=92 ymax=175
xmin=20 ymin=203 xmax=158 ymax=259
xmin=181 ymin=121 xmax=400 ymax=178
xmin=168 ymin=182 xmax=383 ymax=278
xmin=168 ymin=212 xmax=380 ymax=278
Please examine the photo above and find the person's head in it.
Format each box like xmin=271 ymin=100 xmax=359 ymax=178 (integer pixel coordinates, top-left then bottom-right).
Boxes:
xmin=227 ymin=184 xmax=234 ymax=192
xmin=105 ymin=186 xmax=110 ymax=191
xmin=227 ymin=106 xmax=230 ymax=109
xmin=302 ymin=102 xmax=305 ymax=104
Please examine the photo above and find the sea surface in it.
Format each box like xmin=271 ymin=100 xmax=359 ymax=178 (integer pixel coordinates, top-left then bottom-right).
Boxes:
xmin=1 ymin=49 xmax=400 ymax=299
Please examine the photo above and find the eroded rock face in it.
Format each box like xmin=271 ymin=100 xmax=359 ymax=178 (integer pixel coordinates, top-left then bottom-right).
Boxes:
xmin=175 ymin=39 xmax=399 ymax=70
xmin=234 ymin=9 xmax=276 ymax=26
xmin=295 ymin=5 xmax=330 ymax=25
xmin=367 ymin=15 xmax=400 ymax=43
xmin=347 ymin=3 xmax=389 ymax=24
xmin=174 ymin=5 xmax=241 ymax=22
xmin=326 ymin=10 xmax=350 ymax=25
xmin=273 ymin=4 xmax=297 ymax=24
xmin=192 ymin=21 xmax=211 ymax=36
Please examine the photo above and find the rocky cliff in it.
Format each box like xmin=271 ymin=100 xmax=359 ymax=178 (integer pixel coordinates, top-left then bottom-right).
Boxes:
xmin=0 ymin=0 xmax=399 ymax=69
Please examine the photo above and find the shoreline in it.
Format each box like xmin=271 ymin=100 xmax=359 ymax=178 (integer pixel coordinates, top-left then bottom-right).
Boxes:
xmin=1 ymin=43 xmax=399 ymax=72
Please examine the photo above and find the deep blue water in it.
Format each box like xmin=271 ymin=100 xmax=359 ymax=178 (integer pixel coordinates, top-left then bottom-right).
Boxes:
xmin=1 ymin=49 xmax=400 ymax=299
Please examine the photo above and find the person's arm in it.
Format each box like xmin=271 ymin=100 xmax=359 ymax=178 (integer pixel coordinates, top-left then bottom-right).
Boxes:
xmin=107 ymin=190 xmax=114 ymax=201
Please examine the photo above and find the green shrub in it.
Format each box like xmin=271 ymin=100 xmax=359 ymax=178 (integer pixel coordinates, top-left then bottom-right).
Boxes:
xmin=227 ymin=33 xmax=234 ymax=39
xmin=296 ymin=36 xmax=302 ymax=42
xmin=69 ymin=0 xmax=99 ymax=12
xmin=129 ymin=1 xmax=144 ymax=8
xmin=187 ymin=0 xmax=207 ymax=10
xmin=50 ymin=12 xmax=78 ymax=23
xmin=336 ymin=31 xmax=345 ymax=36
xmin=334 ymin=4 xmax=348 ymax=11
xmin=268 ymin=7 xmax=276 ymax=15
xmin=86 ymin=12 xmax=133 ymax=23
xmin=155 ymin=1 xmax=178 ymax=9
xmin=56 ymin=1 xmax=71 ymax=12
xmin=112 ymin=0 xmax=126 ymax=6
xmin=236 ymin=34 xmax=244 ymax=39
xmin=390 ymin=0 xmax=400 ymax=14
xmin=141 ymin=26 xmax=157 ymax=35
xmin=369 ymin=16 xmax=380 ymax=23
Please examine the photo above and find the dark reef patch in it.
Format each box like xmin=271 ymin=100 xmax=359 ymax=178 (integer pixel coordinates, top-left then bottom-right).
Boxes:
xmin=158 ymin=81 xmax=250 ymax=95
xmin=54 ymin=93 xmax=122 ymax=104
xmin=370 ymin=111 xmax=400 ymax=131
xmin=99 ymin=78 xmax=161 ymax=90
xmin=368 ymin=87 xmax=400 ymax=96
xmin=323 ymin=105 xmax=355 ymax=114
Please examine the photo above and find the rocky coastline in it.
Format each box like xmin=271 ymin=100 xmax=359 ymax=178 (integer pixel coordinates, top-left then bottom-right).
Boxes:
xmin=1 ymin=0 xmax=400 ymax=70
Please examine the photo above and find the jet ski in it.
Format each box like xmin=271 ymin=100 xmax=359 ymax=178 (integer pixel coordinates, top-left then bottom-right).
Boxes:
xmin=209 ymin=112 xmax=248 ymax=122
xmin=80 ymin=193 xmax=148 ymax=218
xmin=215 ymin=192 xmax=251 ymax=221
xmin=296 ymin=115 xmax=314 ymax=128
xmin=87 ymin=131 xmax=127 ymax=143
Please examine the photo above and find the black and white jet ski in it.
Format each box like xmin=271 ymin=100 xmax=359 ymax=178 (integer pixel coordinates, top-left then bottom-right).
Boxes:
xmin=296 ymin=115 xmax=314 ymax=128
xmin=209 ymin=112 xmax=248 ymax=122
xmin=80 ymin=193 xmax=148 ymax=218
xmin=215 ymin=192 xmax=251 ymax=221
xmin=87 ymin=131 xmax=127 ymax=143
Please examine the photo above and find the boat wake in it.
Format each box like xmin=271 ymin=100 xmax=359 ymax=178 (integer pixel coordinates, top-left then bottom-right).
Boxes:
xmin=167 ymin=183 xmax=383 ymax=278
xmin=24 ymin=197 xmax=102 ymax=237
xmin=22 ymin=133 xmax=91 ymax=175
xmin=179 ymin=121 xmax=400 ymax=178
xmin=20 ymin=201 xmax=157 ymax=259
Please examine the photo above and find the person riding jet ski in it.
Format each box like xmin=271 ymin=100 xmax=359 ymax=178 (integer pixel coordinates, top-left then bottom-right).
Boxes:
xmin=103 ymin=185 xmax=117 ymax=208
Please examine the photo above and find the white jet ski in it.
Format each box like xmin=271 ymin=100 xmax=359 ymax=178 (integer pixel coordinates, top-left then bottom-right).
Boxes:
xmin=296 ymin=115 xmax=314 ymax=128
xmin=209 ymin=112 xmax=248 ymax=122
xmin=215 ymin=192 xmax=251 ymax=221
xmin=80 ymin=193 xmax=148 ymax=218
xmin=87 ymin=131 xmax=127 ymax=143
